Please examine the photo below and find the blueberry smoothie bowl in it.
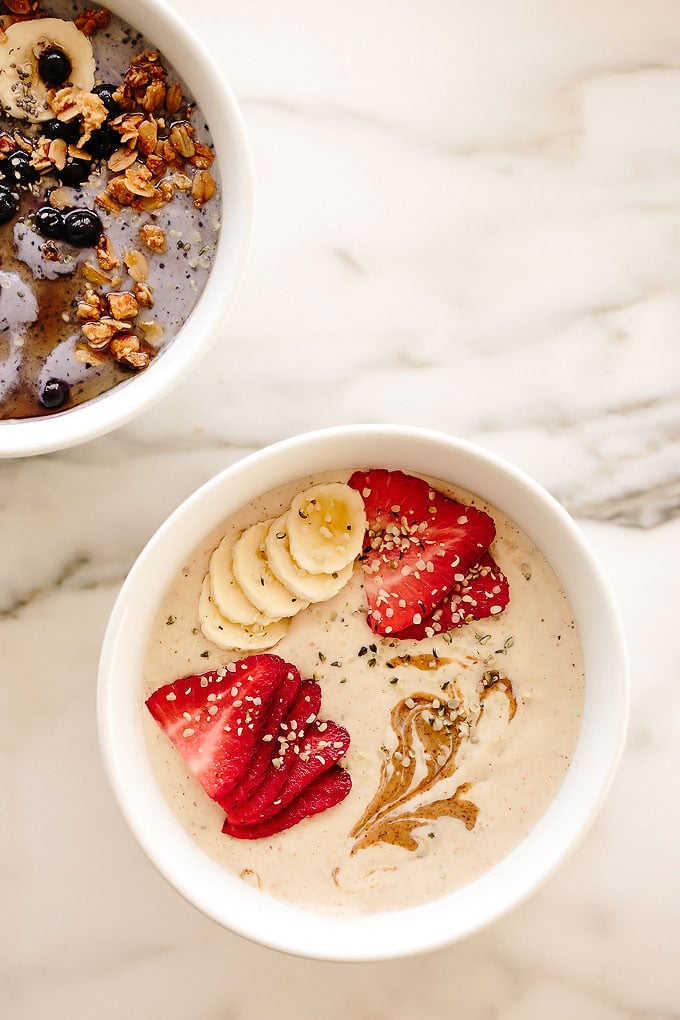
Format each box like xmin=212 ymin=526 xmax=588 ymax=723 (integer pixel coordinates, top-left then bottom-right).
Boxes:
xmin=0 ymin=0 xmax=252 ymax=455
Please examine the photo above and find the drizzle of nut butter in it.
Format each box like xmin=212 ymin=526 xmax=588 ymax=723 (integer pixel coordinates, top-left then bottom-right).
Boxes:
xmin=350 ymin=677 xmax=516 ymax=854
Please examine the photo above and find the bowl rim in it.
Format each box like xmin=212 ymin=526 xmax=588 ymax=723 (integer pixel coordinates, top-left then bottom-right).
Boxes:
xmin=97 ymin=424 xmax=629 ymax=961
xmin=0 ymin=0 xmax=253 ymax=458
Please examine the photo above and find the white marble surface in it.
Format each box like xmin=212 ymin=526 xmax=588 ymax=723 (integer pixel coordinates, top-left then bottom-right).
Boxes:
xmin=2 ymin=0 xmax=680 ymax=1016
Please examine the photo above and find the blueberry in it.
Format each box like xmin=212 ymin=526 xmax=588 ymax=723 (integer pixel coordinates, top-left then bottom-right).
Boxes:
xmin=41 ymin=118 xmax=81 ymax=144
xmin=63 ymin=207 xmax=102 ymax=247
xmin=92 ymin=83 xmax=121 ymax=118
xmin=38 ymin=47 xmax=72 ymax=88
xmin=39 ymin=378 xmax=70 ymax=410
xmin=34 ymin=205 xmax=66 ymax=240
xmin=0 ymin=183 xmax=19 ymax=225
xmin=3 ymin=150 xmax=38 ymax=187
xmin=83 ymin=124 xmax=119 ymax=160
xmin=58 ymin=159 xmax=91 ymax=187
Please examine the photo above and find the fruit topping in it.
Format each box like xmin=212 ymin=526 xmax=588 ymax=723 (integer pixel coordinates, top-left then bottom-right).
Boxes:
xmin=286 ymin=482 xmax=367 ymax=574
xmin=0 ymin=19 xmax=96 ymax=122
xmin=56 ymin=157 xmax=91 ymax=187
xmin=37 ymin=46 xmax=72 ymax=87
xmin=62 ymin=207 xmax=102 ymax=247
xmin=41 ymin=117 xmax=81 ymax=143
xmin=232 ymin=520 xmax=310 ymax=620
xmin=217 ymin=678 xmax=323 ymax=823
xmin=0 ymin=184 xmax=19 ymax=226
xmin=348 ymin=469 xmax=498 ymax=637
xmin=198 ymin=575 xmax=289 ymax=652
xmin=3 ymin=149 xmax=38 ymax=187
xmin=208 ymin=533 xmax=276 ymax=627
xmin=198 ymin=483 xmax=366 ymax=653
xmin=270 ymin=718 xmax=351 ymax=816
xmin=217 ymin=670 xmax=307 ymax=817
xmin=145 ymin=654 xmax=288 ymax=800
xmin=91 ymin=82 xmax=121 ymax=117
xmin=34 ymin=205 xmax=65 ymax=239
xmin=146 ymin=655 xmax=351 ymax=840
xmin=222 ymin=766 xmax=352 ymax=841
xmin=82 ymin=124 xmax=120 ymax=160
xmin=396 ymin=552 xmax=510 ymax=639
xmin=38 ymin=378 xmax=70 ymax=410
xmin=264 ymin=514 xmax=354 ymax=603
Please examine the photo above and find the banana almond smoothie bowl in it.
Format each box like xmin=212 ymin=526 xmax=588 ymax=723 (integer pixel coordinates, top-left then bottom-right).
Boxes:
xmin=0 ymin=0 xmax=220 ymax=418
xmin=143 ymin=467 xmax=585 ymax=915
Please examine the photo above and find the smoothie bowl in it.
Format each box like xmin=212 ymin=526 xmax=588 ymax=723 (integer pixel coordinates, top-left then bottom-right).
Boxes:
xmin=0 ymin=0 xmax=252 ymax=457
xmin=97 ymin=425 xmax=628 ymax=961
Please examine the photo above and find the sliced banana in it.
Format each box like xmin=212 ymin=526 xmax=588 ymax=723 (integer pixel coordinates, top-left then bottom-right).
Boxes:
xmin=231 ymin=520 xmax=310 ymax=620
xmin=198 ymin=575 xmax=289 ymax=651
xmin=265 ymin=515 xmax=354 ymax=603
xmin=209 ymin=532 xmax=276 ymax=627
xmin=286 ymin=482 xmax=366 ymax=575
xmin=0 ymin=19 xmax=96 ymax=123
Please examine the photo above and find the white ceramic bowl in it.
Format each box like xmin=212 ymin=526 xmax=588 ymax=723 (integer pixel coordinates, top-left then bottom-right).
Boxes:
xmin=97 ymin=425 xmax=629 ymax=961
xmin=0 ymin=0 xmax=252 ymax=458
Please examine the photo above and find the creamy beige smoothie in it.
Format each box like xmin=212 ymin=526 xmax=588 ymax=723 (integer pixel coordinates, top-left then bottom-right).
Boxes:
xmin=142 ymin=470 xmax=584 ymax=915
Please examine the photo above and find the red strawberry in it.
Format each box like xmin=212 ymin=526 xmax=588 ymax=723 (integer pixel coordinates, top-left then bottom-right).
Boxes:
xmin=270 ymin=718 xmax=350 ymax=814
xmin=217 ymin=665 xmax=302 ymax=813
xmin=397 ymin=552 xmax=510 ymax=639
xmin=349 ymin=469 xmax=496 ymax=636
xmin=227 ymin=713 xmax=350 ymax=825
xmin=222 ymin=765 xmax=352 ymax=840
xmin=217 ymin=679 xmax=322 ymax=822
xmin=145 ymin=654 xmax=287 ymax=800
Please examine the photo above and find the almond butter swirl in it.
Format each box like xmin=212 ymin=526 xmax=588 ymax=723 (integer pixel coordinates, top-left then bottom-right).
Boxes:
xmin=350 ymin=674 xmax=517 ymax=853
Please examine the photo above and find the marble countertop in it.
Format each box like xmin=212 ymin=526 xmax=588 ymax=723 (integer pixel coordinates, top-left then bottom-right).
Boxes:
xmin=2 ymin=0 xmax=679 ymax=1016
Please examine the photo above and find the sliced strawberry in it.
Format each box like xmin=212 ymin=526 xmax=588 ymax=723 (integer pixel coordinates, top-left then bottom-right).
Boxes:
xmin=222 ymin=765 xmax=352 ymax=840
xmin=348 ymin=469 xmax=496 ymax=636
xmin=217 ymin=679 xmax=322 ymax=821
xmin=397 ymin=552 xmax=510 ymax=639
xmin=145 ymin=654 xmax=287 ymax=800
xmin=217 ymin=665 xmax=302 ymax=813
xmin=227 ymin=714 xmax=350 ymax=825
xmin=270 ymin=718 xmax=350 ymax=813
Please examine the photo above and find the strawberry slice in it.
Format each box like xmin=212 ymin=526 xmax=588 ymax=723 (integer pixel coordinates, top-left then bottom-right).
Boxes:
xmin=222 ymin=765 xmax=352 ymax=840
xmin=269 ymin=718 xmax=350 ymax=814
xmin=217 ymin=665 xmax=302 ymax=813
xmin=145 ymin=654 xmax=287 ymax=800
xmin=397 ymin=552 xmax=510 ymax=639
xmin=348 ymin=469 xmax=496 ymax=636
xmin=217 ymin=679 xmax=322 ymax=821
xmin=227 ymin=714 xmax=350 ymax=825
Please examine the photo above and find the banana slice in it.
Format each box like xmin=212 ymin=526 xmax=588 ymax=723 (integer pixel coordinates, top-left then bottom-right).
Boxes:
xmin=265 ymin=515 xmax=354 ymax=603
xmin=0 ymin=19 xmax=96 ymax=122
xmin=286 ymin=482 xmax=366 ymax=574
xmin=209 ymin=532 xmax=276 ymax=627
xmin=231 ymin=520 xmax=310 ymax=620
xmin=198 ymin=575 xmax=289 ymax=651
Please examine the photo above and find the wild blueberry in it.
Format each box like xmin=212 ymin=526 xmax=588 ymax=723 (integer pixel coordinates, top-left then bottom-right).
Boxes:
xmin=0 ymin=183 xmax=19 ymax=225
xmin=41 ymin=118 xmax=81 ymax=144
xmin=3 ymin=150 xmax=38 ymax=187
xmin=92 ymin=83 xmax=121 ymax=118
xmin=58 ymin=159 xmax=91 ymax=187
xmin=39 ymin=378 xmax=70 ymax=410
xmin=34 ymin=205 xmax=66 ymax=240
xmin=38 ymin=47 xmax=72 ymax=87
xmin=63 ymin=207 xmax=102 ymax=247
